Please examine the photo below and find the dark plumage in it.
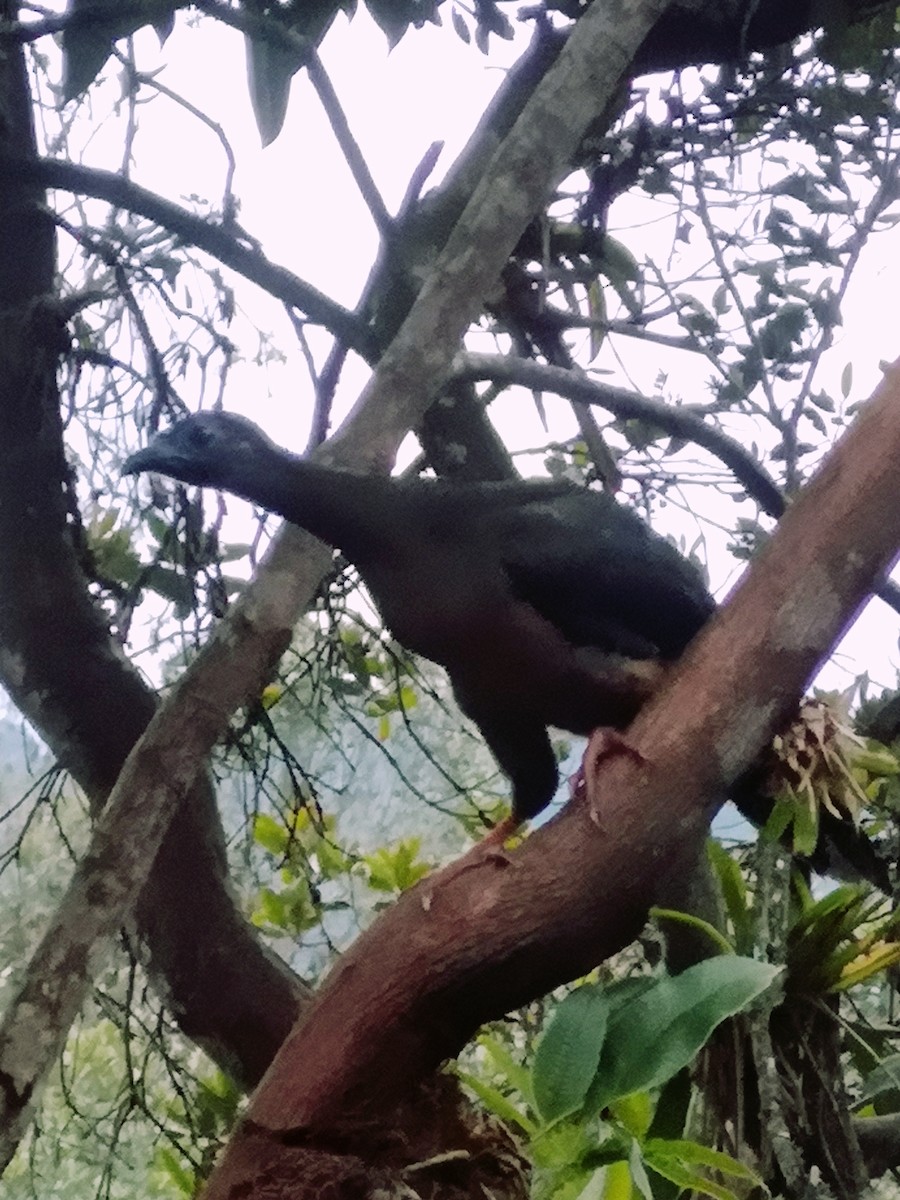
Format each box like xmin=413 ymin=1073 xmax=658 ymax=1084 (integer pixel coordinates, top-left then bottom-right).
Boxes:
xmin=123 ymin=412 xmax=889 ymax=889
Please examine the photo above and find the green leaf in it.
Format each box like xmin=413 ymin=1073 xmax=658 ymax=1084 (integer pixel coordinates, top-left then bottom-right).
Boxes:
xmin=244 ymin=27 xmax=307 ymax=147
xmin=451 ymin=7 xmax=471 ymax=42
xmin=455 ymin=1069 xmax=536 ymax=1134
xmin=610 ymin=1091 xmax=653 ymax=1139
xmin=252 ymin=886 xmax=288 ymax=929
xmin=142 ymin=564 xmax=195 ymax=618
xmin=588 ymin=959 xmax=779 ymax=1112
xmin=790 ymin=790 xmax=819 ymax=857
xmin=706 ymin=840 xmax=752 ymax=951
xmin=152 ymin=1146 xmax=195 ymax=1197
xmin=587 ymin=279 xmax=607 ymax=361
xmin=364 ymin=838 xmax=429 ymax=892
xmin=642 ymin=1153 xmax=741 ymax=1200
xmin=90 ymin=527 xmax=143 ymax=586
xmin=643 ymin=1138 xmax=760 ymax=1180
xmin=642 ymin=1137 xmax=761 ymax=1200
xmin=761 ymin=794 xmax=795 ymax=842
xmin=600 ymin=236 xmax=640 ymax=283
xmin=602 ymin=1159 xmax=633 ymax=1200
xmin=477 ymin=1034 xmax=534 ymax=1104
xmin=253 ymin=813 xmax=289 ymax=856
xmin=533 ymin=984 xmax=609 ymax=1124
xmin=365 ymin=0 xmax=417 ymax=47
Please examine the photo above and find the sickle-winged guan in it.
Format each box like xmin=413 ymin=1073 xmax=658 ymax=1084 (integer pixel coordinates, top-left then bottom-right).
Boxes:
xmin=123 ymin=411 xmax=889 ymax=890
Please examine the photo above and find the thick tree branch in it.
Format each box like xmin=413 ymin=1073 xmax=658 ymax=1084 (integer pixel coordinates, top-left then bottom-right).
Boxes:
xmin=854 ymin=1114 xmax=900 ymax=1179
xmin=202 ymin=359 xmax=900 ymax=1198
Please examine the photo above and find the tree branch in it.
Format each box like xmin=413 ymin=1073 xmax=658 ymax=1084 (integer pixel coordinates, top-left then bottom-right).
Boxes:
xmin=0 ymin=0 xmax=672 ymax=1167
xmin=455 ymin=351 xmax=900 ymax=619
xmin=0 ymin=156 xmax=376 ymax=360
xmin=327 ymin=0 xmax=673 ymax=468
xmin=454 ymin=351 xmax=785 ymax=514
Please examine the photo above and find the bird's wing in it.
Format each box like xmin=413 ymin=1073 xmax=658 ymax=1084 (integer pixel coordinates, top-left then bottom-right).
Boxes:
xmin=494 ymin=490 xmax=716 ymax=660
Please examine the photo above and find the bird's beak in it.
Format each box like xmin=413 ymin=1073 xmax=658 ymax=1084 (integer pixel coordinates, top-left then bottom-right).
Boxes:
xmin=122 ymin=447 xmax=160 ymax=476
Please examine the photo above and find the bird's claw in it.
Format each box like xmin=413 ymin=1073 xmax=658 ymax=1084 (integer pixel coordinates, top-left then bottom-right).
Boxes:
xmin=581 ymin=727 xmax=647 ymax=828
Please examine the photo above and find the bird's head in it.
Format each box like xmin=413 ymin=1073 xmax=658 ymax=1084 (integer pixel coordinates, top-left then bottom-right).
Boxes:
xmin=123 ymin=411 xmax=279 ymax=489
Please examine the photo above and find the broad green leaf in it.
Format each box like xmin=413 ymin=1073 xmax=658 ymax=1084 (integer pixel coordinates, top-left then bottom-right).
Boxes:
xmin=600 ymin=236 xmax=640 ymax=283
xmin=533 ymin=984 xmax=609 ymax=1124
xmin=244 ymin=31 xmax=305 ymax=148
xmin=643 ymin=1153 xmax=741 ymax=1200
xmin=152 ymin=1146 xmax=195 ymax=1197
xmin=451 ymin=7 xmax=471 ymax=42
xmin=365 ymin=0 xmax=416 ymax=47
xmin=588 ymin=959 xmax=779 ymax=1112
xmin=761 ymin=794 xmax=795 ymax=842
xmin=854 ymin=741 xmax=900 ymax=776
xmin=62 ymin=0 xmax=177 ymax=102
xmin=603 ymin=975 xmax=658 ymax=1013
xmin=706 ymin=840 xmax=751 ymax=951
xmin=532 ymin=1117 xmax=597 ymax=1170
xmin=588 ymin=279 xmax=607 ymax=361
xmin=143 ymin=564 xmax=195 ymax=618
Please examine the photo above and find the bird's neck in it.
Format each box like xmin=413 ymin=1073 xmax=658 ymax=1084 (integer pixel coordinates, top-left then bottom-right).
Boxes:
xmin=229 ymin=449 xmax=407 ymax=563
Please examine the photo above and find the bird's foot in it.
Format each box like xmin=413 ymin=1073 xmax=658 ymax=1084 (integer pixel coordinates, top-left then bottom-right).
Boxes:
xmin=581 ymin=727 xmax=647 ymax=828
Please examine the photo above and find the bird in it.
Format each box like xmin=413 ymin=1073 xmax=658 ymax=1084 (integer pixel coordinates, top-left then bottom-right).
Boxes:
xmin=123 ymin=411 xmax=890 ymax=890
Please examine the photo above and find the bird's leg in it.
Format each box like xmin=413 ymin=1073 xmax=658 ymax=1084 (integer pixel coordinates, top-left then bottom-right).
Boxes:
xmin=424 ymin=711 xmax=557 ymax=894
xmin=473 ymin=812 xmax=522 ymax=854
